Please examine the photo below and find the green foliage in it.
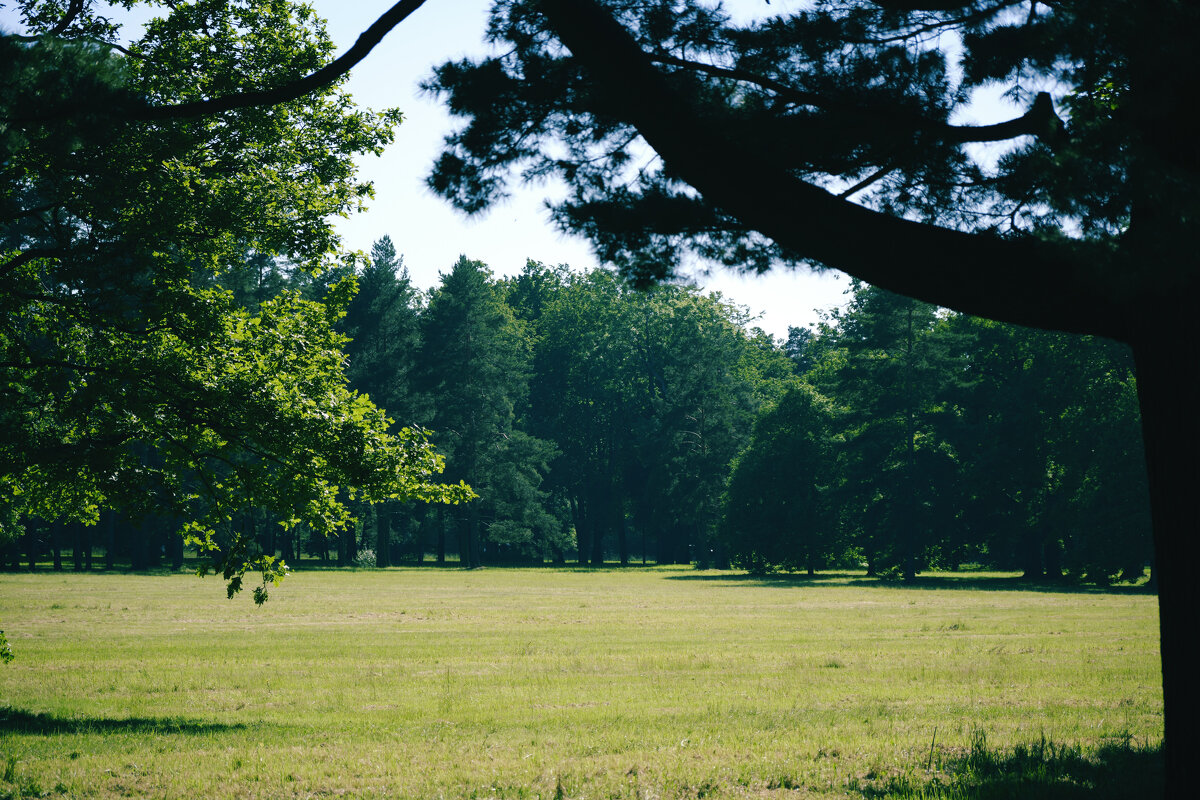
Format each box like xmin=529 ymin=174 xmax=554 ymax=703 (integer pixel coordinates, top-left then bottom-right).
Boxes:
xmin=0 ymin=1 xmax=467 ymax=601
xmin=723 ymin=384 xmax=837 ymax=574
xmin=721 ymin=281 xmax=1149 ymax=582
xmin=416 ymin=256 xmax=558 ymax=565
xmin=812 ymin=282 xmax=959 ymax=579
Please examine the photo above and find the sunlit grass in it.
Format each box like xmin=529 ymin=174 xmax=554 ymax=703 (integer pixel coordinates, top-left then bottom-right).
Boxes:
xmin=0 ymin=567 xmax=1162 ymax=798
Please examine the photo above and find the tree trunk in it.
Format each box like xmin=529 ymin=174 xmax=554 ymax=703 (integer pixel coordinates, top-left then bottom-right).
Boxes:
xmin=456 ymin=512 xmax=470 ymax=568
xmin=1020 ymin=528 xmax=1044 ymax=580
xmin=83 ymin=523 xmax=93 ymax=571
xmin=618 ymin=508 xmax=629 ymax=566
xmin=902 ymin=304 xmax=918 ymax=582
xmin=24 ymin=518 xmax=36 ymax=571
xmin=436 ymin=506 xmax=446 ymax=564
xmin=104 ymin=511 xmax=116 ymax=570
xmin=375 ymin=504 xmax=392 ymax=568
xmin=281 ymin=526 xmax=296 ymax=565
xmin=51 ymin=521 xmax=63 ymax=571
xmin=571 ymin=495 xmax=590 ymax=565
xmin=71 ymin=523 xmax=83 ymax=571
xmin=1133 ymin=335 xmax=1198 ymax=798
xmin=1043 ymin=537 xmax=1062 ymax=580
xmin=168 ymin=524 xmax=184 ymax=571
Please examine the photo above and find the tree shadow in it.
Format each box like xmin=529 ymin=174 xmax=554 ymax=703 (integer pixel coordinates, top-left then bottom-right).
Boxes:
xmin=665 ymin=571 xmax=1156 ymax=596
xmin=856 ymin=736 xmax=1163 ymax=799
xmin=0 ymin=706 xmax=250 ymax=736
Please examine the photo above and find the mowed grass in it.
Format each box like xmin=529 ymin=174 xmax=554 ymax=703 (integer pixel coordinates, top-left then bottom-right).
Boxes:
xmin=0 ymin=567 xmax=1162 ymax=798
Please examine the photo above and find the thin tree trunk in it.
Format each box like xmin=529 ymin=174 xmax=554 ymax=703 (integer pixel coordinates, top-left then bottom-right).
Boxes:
xmin=375 ymin=504 xmax=391 ymax=568
xmin=104 ymin=511 xmax=115 ymax=570
xmin=436 ymin=506 xmax=446 ymax=564
xmin=24 ymin=518 xmax=36 ymax=571
xmin=1133 ymin=334 xmax=1198 ymax=799
xmin=51 ymin=521 xmax=63 ymax=571
xmin=168 ymin=523 xmax=184 ymax=570
xmin=72 ymin=523 xmax=84 ymax=572
xmin=902 ymin=303 xmax=917 ymax=582
xmin=280 ymin=526 xmax=295 ymax=565
xmin=590 ymin=485 xmax=606 ymax=566
xmin=1020 ymin=528 xmax=1044 ymax=580
xmin=618 ymin=506 xmax=629 ymax=566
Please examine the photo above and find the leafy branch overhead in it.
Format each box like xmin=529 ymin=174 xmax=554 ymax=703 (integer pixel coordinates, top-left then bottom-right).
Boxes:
xmin=0 ymin=0 xmax=468 ymax=602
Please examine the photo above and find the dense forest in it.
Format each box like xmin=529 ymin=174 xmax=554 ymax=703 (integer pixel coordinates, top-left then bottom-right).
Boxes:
xmin=3 ymin=238 xmax=1150 ymax=585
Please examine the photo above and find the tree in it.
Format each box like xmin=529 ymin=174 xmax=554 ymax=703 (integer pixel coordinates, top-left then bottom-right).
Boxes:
xmin=813 ymin=282 xmax=958 ymax=580
xmin=416 ymin=256 xmax=556 ymax=566
xmin=339 ymin=235 xmax=427 ymax=568
xmin=422 ymin=0 xmax=1190 ymax=787
xmin=722 ymin=384 xmax=838 ymax=576
xmin=0 ymin=0 xmax=469 ymax=603
xmin=941 ymin=315 xmax=1151 ymax=582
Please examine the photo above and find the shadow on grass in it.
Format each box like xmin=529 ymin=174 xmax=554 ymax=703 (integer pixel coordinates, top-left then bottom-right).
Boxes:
xmin=854 ymin=735 xmax=1163 ymax=799
xmin=665 ymin=571 xmax=1156 ymax=596
xmin=0 ymin=706 xmax=248 ymax=736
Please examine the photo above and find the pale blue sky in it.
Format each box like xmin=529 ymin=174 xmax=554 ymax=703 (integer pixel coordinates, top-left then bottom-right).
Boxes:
xmin=7 ymin=0 xmax=949 ymax=336
xmin=309 ymin=0 xmax=848 ymax=338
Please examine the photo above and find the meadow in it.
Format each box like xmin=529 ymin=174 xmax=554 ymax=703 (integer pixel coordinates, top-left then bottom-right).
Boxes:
xmin=0 ymin=567 xmax=1162 ymax=798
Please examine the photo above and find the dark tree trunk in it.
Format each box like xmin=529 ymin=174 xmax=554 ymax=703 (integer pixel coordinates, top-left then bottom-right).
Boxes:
xmin=83 ymin=523 xmax=93 ymax=571
xmin=375 ymin=504 xmax=391 ymax=568
xmin=456 ymin=512 xmax=470 ymax=568
xmin=590 ymin=512 xmax=605 ymax=566
xmin=280 ymin=526 xmax=296 ymax=565
xmin=24 ymin=518 xmax=36 ymax=571
xmin=168 ymin=525 xmax=184 ymax=570
xmin=104 ymin=511 xmax=116 ymax=570
xmin=130 ymin=518 xmax=151 ymax=571
xmin=570 ymin=495 xmax=590 ymax=565
xmin=1020 ymin=528 xmax=1044 ymax=580
xmin=337 ymin=517 xmax=351 ymax=566
xmin=51 ymin=521 xmax=63 ymax=571
xmin=1043 ymin=537 xmax=1062 ymax=580
xmin=468 ymin=504 xmax=481 ymax=568
xmin=436 ymin=506 xmax=446 ymax=564
xmin=618 ymin=509 xmax=629 ymax=566
xmin=69 ymin=523 xmax=83 ymax=571
xmin=1133 ymin=334 xmax=1198 ymax=799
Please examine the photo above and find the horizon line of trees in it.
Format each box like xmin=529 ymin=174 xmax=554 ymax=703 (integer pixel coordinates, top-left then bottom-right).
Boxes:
xmin=3 ymin=241 xmax=1151 ymax=584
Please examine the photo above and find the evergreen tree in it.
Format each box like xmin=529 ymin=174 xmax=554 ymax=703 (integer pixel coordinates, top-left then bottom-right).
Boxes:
xmin=416 ymin=257 xmax=557 ymax=566
xmin=815 ymin=282 xmax=958 ymax=580
xmin=722 ymin=385 xmax=838 ymax=575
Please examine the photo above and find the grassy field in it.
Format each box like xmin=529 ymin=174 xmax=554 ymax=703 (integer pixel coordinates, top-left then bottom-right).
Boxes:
xmin=0 ymin=567 xmax=1162 ymax=798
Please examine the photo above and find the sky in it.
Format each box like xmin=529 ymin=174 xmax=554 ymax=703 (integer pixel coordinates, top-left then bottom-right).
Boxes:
xmin=0 ymin=0 xmax=849 ymax=337
xmin=306 ymin=0 xmax=849 ymax=338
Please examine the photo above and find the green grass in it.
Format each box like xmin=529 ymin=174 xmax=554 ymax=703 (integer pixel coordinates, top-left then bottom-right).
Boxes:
xmin=0 ymin=567 xmax=1162 ymax=798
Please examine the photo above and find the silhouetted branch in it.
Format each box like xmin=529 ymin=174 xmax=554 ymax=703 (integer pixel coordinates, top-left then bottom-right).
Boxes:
xmin=48 ymin=0 xmax=85 ymax=36
xmin=133 ymin=0 xmax=428 ymax=120
xmin=538 ymin=0 xmax=1124 ymax=341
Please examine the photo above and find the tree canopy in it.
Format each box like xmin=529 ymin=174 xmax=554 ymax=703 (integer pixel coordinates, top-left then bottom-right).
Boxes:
xmin=1 ymin=0 xmax=470 ymax=600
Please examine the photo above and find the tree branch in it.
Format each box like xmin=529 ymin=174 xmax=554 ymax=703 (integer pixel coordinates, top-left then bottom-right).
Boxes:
xmin=870 ymin=1 xmax=981 ymax=10
xmin=133 ymin=0 xmax=429 ymax=120
xmin=48 ymin=0 xmax=85 ymax=36
xmin=0 ymin=248 xmax=60 ymax=278
xmin=651 ymin=53 xmax=1064 ymax=147
xmin=538 ymin=0 xmax=1128 ymax=341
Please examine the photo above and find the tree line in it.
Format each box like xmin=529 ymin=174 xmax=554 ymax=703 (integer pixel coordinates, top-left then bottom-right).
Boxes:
xmin=4 ymin=245 xmax=1149 ymax=584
